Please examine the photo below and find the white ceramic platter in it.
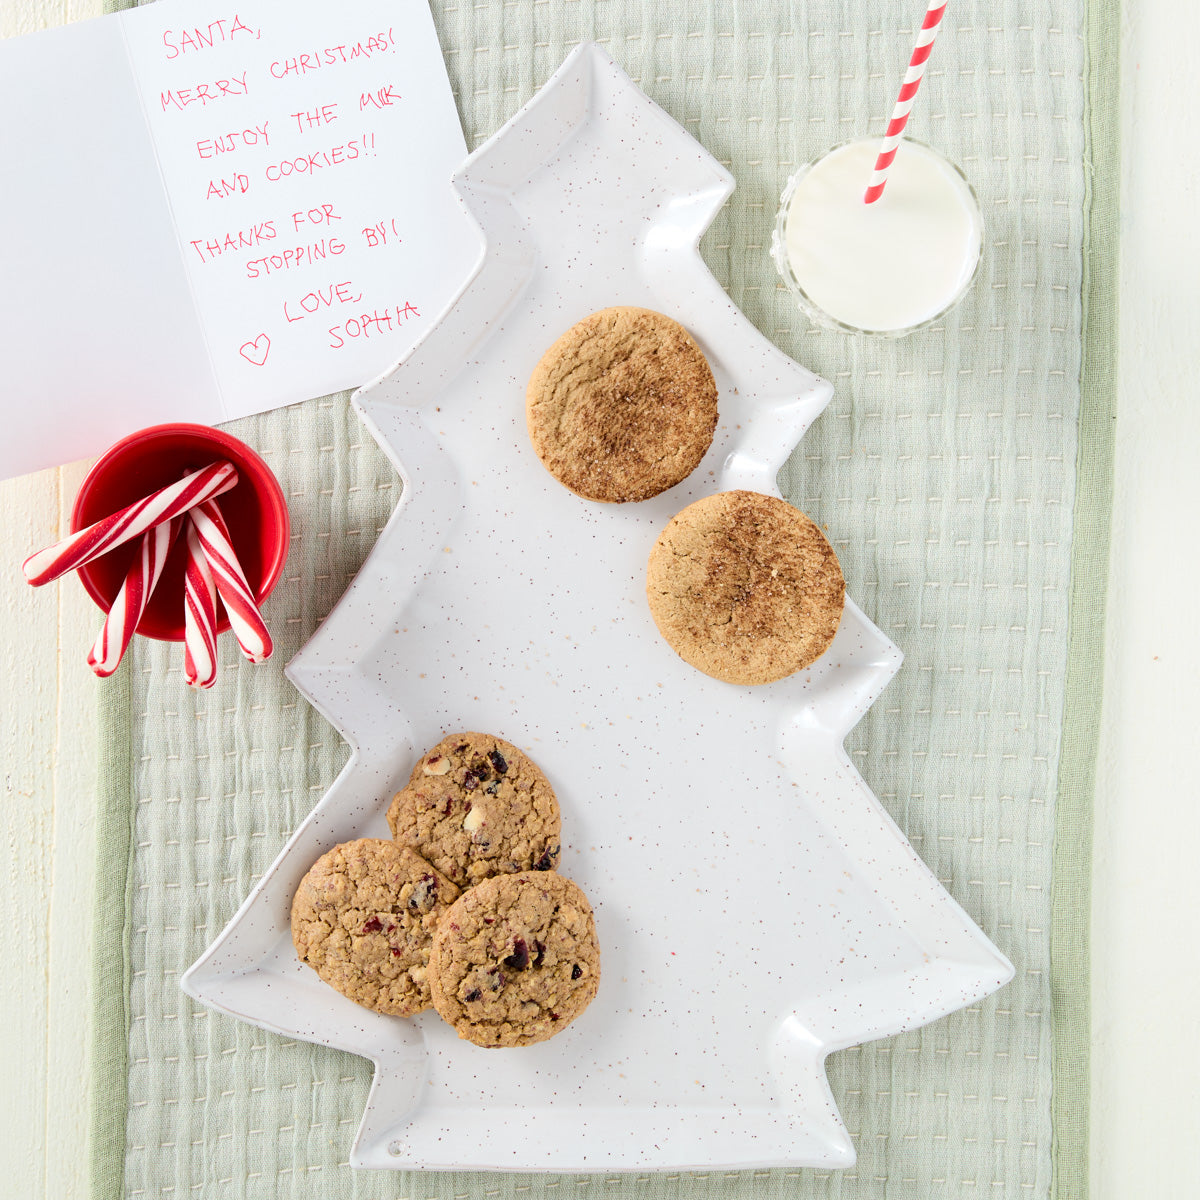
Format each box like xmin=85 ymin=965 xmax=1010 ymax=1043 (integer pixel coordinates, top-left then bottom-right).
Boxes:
xmin=182 ymin=43 xmax=1013 ymax=1173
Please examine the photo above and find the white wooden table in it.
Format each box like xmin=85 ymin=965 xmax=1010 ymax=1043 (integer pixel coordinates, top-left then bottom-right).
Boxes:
xmin=2 ymin=1 xmax=1197 ymax=1196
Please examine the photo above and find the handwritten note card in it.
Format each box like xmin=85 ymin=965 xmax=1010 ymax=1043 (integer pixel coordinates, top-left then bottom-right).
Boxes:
xmin=0 ymin=0 xmax=477 ymax=480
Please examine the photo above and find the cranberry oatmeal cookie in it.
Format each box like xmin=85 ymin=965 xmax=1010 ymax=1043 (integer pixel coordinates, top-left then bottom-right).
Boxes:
xmin=427 ymin=871 xmax=600 ymax=1047
xmin=387 ymin=733 xmax=561 ymax=888
xmin=291 ymin=838 xmax=459 ymax=1017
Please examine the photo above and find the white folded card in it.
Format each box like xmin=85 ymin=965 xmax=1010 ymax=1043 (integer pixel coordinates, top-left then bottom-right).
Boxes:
xmin=0 ymin=0 xmax=476 ymax=480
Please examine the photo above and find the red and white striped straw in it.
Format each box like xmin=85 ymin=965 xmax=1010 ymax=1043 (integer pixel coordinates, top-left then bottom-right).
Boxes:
xmin=22 ymin=461 xmax=238 ymax=587
xmin=87 ymin=516 xmax=181 ymax=678
xmin=864 ymin=1 xmax=947 ymax=204
xmin=189 ymin=501 xmax=273 ymax=664
xmin=183 ymin=519 xmax=220 ymax=689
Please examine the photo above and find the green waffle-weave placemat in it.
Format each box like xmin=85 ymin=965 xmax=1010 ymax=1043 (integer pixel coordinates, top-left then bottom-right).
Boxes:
xmin=91 ymin=0 xmax=1116 ymax=1196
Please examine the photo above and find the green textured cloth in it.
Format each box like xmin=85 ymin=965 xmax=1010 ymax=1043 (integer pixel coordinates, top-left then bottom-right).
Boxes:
xmin=91 ymin=0 xmax=1116 ymax=1196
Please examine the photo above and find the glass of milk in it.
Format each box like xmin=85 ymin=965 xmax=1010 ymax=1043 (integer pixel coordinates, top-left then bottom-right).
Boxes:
xmin=771 ymin=138 xmax=983 ymax=337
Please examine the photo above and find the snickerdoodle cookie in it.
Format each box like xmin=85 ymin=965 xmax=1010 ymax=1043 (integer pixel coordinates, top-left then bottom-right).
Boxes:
xmin=525 ymin=306 xmax=718 ymax=502
xmin=646 ymin=489 xmax=845 ymax=685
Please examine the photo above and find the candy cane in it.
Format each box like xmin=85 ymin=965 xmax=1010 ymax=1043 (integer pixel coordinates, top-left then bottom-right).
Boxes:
xmin=189 ymin=500 xmax=273 ymax=663
xmin=864 ymin=1 xmax=947 ymax=204
xmin=23 ymin=461 xmax=238 ymax=587
xmin=183 ymin=518 xmax=219 ymax=689
xmin=86 ymin=516 xmax=180 ymax=678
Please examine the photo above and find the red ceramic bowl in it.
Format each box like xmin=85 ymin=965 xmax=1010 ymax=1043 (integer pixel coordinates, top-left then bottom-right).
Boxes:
xmin=71 ymin=423 xmax=290 ymax=642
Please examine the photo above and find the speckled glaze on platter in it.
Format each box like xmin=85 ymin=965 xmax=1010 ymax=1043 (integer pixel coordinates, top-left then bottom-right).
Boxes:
xmin=181 ymin=44 xmax=1013 ymax=1173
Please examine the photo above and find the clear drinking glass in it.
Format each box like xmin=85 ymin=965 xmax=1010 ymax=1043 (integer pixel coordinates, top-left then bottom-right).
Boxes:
xmin=770 ymin=137 xmax=983 ymax=337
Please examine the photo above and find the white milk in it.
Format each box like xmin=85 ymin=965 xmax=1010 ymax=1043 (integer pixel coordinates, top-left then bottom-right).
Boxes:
xmin=778 ymin=138 xmax=982 ymax=334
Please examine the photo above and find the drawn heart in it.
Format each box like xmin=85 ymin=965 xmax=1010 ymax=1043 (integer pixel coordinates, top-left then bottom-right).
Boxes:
xmin=239 ymin=333 xmax=271 ymax=366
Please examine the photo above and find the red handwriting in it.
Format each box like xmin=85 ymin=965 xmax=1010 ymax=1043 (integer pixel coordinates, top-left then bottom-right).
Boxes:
xmin=292 ymin=204 xmax=341 ymax=231
xmin=161 ymin=72 xmax=249 ymax=110
xmin=190 ymin=221 xmax=276 ymax=264
xmin=239 ymin=333 xmax=270 ymax=366
xmin=263 ymin=136 xmax=374 ymax=181
xmin=206 ymin=174 xmax=250 ymax=199
xmin=359 ymin=85 xmax=399 ymax=111
xmin=197 ymin=123 xmax=270 ymax=159
xmin=291 ymin=104 xmax=339 ymax=132
xmin=328 ymin=301 xmax=421 ymax=349
xmin=245 ymin=239 xmax=345 ymax=278
xmin=362 ymin=218 xmax=401 ymax=248
xmin=283 ymin=280 xmax=361 ymax=323
xmin=162 ymin=16 xmax=259 ymax=59
xmin=270 ymin=31 xmax=395 ymax=79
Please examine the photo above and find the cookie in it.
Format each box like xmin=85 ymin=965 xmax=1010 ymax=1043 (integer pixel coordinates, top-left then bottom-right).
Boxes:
xmin=291 ymin=838 xmax=459 ymax=1017
xmin=427 ymin=871 xmax=600 ymax=1047
xmin=387 ymin=733 xmax=561 ymax=888
xmin=525 ymin=306 xmax=719 ymax=503
xmin=646 ymin=490 xmax=845 ymax=685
